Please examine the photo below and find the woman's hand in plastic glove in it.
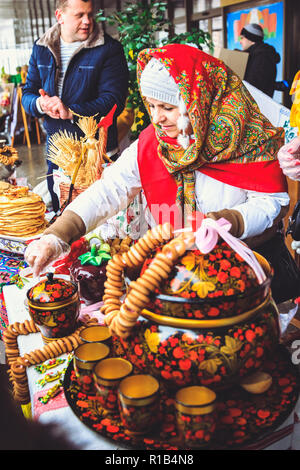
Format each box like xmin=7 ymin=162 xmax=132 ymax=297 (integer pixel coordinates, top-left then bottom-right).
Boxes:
xmin=291 ymin=240 xmax=300 ymax=255
xmin=24 ymin=234 xmax=70 ymax=277
xmin=277 ymin=137 xmax=300 ymax=180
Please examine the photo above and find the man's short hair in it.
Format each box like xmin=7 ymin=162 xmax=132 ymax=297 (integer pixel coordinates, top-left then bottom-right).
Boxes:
xmin=56 ymin=0 xmax=91 ymax=9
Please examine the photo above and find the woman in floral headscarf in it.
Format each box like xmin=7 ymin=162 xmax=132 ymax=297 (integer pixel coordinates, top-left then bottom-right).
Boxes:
xmin=25 ymin=44 xmax=299 ymax=303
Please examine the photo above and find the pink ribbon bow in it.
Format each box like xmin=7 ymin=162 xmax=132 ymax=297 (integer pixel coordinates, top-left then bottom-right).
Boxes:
xmin=195 ymin=217 xmax=266 ymax=284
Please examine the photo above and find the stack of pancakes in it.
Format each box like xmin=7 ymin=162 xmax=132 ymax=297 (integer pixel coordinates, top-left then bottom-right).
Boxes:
xmin=0 ymin=183 xmax=47 ymax=237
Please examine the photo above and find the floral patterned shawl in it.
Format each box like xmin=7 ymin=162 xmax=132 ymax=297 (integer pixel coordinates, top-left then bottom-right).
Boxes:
xmin=137 ymin=44 xmax=285 ymax=217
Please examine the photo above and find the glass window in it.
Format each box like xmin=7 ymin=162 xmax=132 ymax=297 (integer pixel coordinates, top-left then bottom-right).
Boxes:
xmin=193 ymin=0 xmax=221 ymax=13
xmin=174 ymin=23 xmax=187 ymax=35
xmin=193 ymin=0 xmax=208 ymax=12
xmin=199 ymin=19 xmax=209 ymax=33
xmin=169 ymin=0 xmax=185 ymax=18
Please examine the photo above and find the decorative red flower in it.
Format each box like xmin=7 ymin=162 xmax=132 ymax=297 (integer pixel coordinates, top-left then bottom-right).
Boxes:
xmin=189 ymin=350 xmax=198 ymax=361
xmin=257 ymin=409 xmax=270 ymax=419
xmin=207 ymin=267 xmax=218 ymax=276
xmin=207 ymin=307 xmax=220 ymax=317
xmin=195 ymin=429 xmax=205 ymax=439
xmin=256 ymin=346 xmax=264 ymax=358
xmin=161 ymin=370 xmax=172 ymax=380
xmin=230 ymin=266 xmax=241 ymax=278
xmin=220 ymin=259 xmax=231 ymax=271
xmin=154 ymin=358 xmax=163 ymax=368
xmin=51 ymin=290 xmax=62 ymax=299
xmin=228 ymin=408 xmax=242 ymax=417
xmin=194 ymin=309 xmax=205 ymax=318
xmin=134 ymin=344 xmax=143 ymax=356
xmin=169 ymin=337 xmax=179 ymax=347
xmin=205 ymin=335 xmax=214 ymax=344
xmin=223 ymin=249 xmax=232 ymax=258
xmin=226 ymin=288 xmax=235 ymax=296
xmin=179 ymin=359 xmax=191 ymax=371
xmin=245 ymin=357 xmax=255 ymax=368
xmin=82 ymin=375 xmax=92 ymax=384
xmin=106 ymin=424 xmax=120 ymax=433
xmin=107 ymin=393 xmax=117 ymax=402
xmin=237 ymin=279 xmax=246 ymax=291
xmin=217 ymin=271 xmax=228 ymax=283
xmin=172 ymin=370 xmax=183 ymax=380
xmin=173 ymin=346 xmax=185 ymax=359
xmin=245 ymin=329 xmax=256 ymax=343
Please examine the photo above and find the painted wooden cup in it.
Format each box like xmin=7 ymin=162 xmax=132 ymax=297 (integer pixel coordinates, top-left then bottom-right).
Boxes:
xmin=93 ymin=357 xmax=133 ymax=411
xmin=118 ymin=374 xmax=160 ymax=434
xmin=27 ymin=273 xmax=80 ymax=343
xmin=175 ymin=386 xmax=217 ymax=448
xmin=74 ymin=342 xmax=110 ymax=393
xmin=79 ymin=325 xmax=112 ymax=347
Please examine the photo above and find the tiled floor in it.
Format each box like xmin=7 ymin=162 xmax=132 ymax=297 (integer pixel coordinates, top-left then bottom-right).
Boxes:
xmin=16 ymin=141 xmax=48 ymax=189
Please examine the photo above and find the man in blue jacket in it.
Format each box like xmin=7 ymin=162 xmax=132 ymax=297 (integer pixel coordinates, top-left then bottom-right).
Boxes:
xmin=22 ymin=0 xmax=129 ymax=212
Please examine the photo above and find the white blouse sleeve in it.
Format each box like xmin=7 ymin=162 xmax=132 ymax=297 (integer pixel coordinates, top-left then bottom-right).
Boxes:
xmin=194 ymin=172 xmax=290 ymax=239
xmin=233 ymin=191 xmax=290 ymax=239
xmin=67 ymin=140 xmax=141 ymax=233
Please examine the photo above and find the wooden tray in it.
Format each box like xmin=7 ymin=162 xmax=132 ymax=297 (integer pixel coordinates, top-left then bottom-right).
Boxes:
xmin=63 ymin=345 xmax=300 ymax=450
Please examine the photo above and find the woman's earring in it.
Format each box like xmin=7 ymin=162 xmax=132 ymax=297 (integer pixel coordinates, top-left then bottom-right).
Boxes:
xmin=177 ymin=96 xmax=190 ymax=149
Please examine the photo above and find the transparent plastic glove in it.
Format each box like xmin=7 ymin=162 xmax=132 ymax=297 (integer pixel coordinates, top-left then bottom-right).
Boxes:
xmin=24 ymin=234 xmax=70 ymax=278
xmin=291 ymin=240 xmax=300 ymax=255
xmin=277 ymin=137 xmax=300 ymax=180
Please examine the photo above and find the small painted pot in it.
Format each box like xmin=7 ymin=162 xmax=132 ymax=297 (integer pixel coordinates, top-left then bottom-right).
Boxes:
xmin=118 ymin=374 xmax=160 ymax=435
xmin=74 ymin=342 xmax=110 ymax=393
xmin=27 ymin=273 xmax=80 ymax=343
xmin=175 ymin=386 xmax=217 ymax=448
xmin=69 ymin=259 xmax=108 ymax=305
xmin=93 ymin=357 xmax=133 ymax=411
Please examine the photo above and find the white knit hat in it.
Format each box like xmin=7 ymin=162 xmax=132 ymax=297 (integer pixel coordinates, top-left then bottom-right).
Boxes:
xmin=140 ymin=58 xmax=181 ymax=106
xmin=140 ymin=58 xmax=190 ymax=149
xmin=241 ymin=23 xmax=264 ymax=42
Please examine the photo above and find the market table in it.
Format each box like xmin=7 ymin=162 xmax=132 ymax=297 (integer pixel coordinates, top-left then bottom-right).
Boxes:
xmin=3 ymin=281 xmax=128 ymax=450
xmin=3 ymin=280 xmax=300 ymax=451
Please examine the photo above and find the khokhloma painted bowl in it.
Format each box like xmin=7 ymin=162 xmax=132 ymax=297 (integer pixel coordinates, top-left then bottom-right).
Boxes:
xmin=27 ymin=273 xmax=80 ymax=342
xmin=116 ymin=244 xmax=279 ymax=391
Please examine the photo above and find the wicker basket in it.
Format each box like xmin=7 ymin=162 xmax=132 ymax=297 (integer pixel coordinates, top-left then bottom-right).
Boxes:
xmin=59 ymin=182 xmax=88 ymax=207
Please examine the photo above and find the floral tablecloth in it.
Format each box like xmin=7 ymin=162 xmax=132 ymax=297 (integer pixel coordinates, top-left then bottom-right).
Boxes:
xmin=0 ymin=250 xmax=26 ymax=338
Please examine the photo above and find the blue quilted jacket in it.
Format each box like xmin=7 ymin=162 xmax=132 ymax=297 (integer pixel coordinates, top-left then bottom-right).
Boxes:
xmin=22 ymin=23 xmax=129 ymax=152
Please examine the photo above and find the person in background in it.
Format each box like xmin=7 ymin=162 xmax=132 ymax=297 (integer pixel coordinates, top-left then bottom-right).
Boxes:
xmin=0 ymin=364 xmax=76 ymax=450
xmin=277 ymin=136 xmax=300 ymax=253
xmin=24 ymin=44 xmax=300 ymax=304
xmin=22 ymin=0 xmax=129 ymax=213
xmin=240 ymin=23 xmax=280 ymax=97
